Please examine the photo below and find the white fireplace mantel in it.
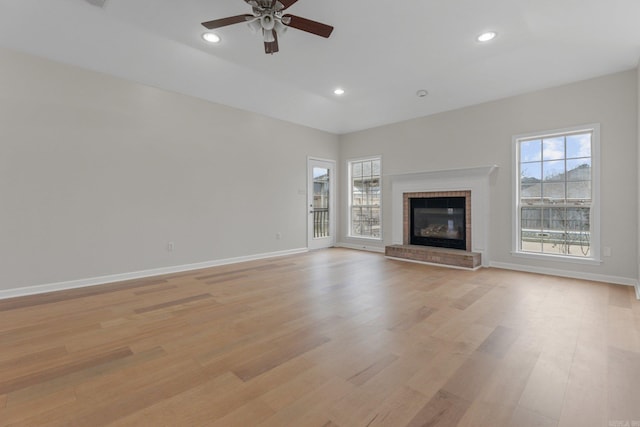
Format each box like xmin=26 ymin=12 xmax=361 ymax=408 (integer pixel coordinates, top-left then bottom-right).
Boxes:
xmin=388 ymin=165 xmax=498 ymax=267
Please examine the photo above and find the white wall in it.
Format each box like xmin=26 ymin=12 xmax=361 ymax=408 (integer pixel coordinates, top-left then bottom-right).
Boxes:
xmin=339 ymin=70 xmax=638 ymax=284
xmin=0 ymin=48 xmax=339 ymax=292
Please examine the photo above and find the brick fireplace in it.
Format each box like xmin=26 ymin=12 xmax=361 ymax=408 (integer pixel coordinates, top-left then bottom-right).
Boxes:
xmin=385 ymin=166 xmax=497 ymax=269
xmin=403 ymin=190 xmax=471 ymax=251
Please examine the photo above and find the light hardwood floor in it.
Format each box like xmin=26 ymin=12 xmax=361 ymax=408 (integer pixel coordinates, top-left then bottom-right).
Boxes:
xmin=1 ymin=248 xmax=639 ymax=426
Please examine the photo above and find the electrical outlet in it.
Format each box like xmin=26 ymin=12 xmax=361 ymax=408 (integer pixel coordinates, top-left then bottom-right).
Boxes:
xmin=603 ymin=246 xmax=611 ymax=257
xmin=167 ymin=242 xmax=174 ymax=252
xmin=276 ymin=232 xmax=282 ymax=240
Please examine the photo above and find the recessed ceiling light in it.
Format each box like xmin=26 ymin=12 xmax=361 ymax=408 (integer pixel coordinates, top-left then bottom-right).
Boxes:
xmin=476 ymin=31 xmax=497 ymax=42
xmin=334 ymin=88 xmax=345 ymax=96
xmin=202 ymin=32 xmax=221 ymax=43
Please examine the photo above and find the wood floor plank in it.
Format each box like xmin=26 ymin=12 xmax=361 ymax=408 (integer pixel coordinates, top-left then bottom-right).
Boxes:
xmin=0 ymin=248 xmax=638 ymax=425
xmin=206 ymin=399 xmax=276 ymax=427
xmin=609 ymin=284 xmax=633 ymax=308
xmin=451 ymin=285 xmax=492 ymax=310
xmin=456 ymin=400 xmax=516 ymax=427
xmin=441 ymin=351 xmax=499 ymax=401
xmin=0 ymin=388 xmax=77 ymax=426
xmin=0 ymin=278 xmax=168 ymax=312
xmin=0 ymin=347 xmax=133 ymax=395
xmin=6 ymin=346 xmax=167 ymax=407
xmin=133 ymin=284 xmax=178 ymax=295
xmin=105 ymin=372 xmax=245 ymax=427
xmin=250 ymin=358 xmax=328 ymax=412
xmin=258 ymin=377 xmax=352 ymax=427
xmin=476 ymin=325 xmax=520 ymax=358
xmin=509 ymin=406 xmax=558 ymax=427
xmin=0 ymin=346 xmax=68 ymax=377
xmin=346 ymin=353 xmax=398 ymax=386
xmin=133 ymin=292 xmax=214 ymax=314
xmin=474 ymin=334 xmax=541 ymax=410
xmin=607 ymin=346 xmax=640 ymax=423
xmin=364 ymin=385 xmax=428 ymax=427
xmin=406 ymin=389 xmax=471 ymax=427
xmin=231 ymin=330 xmax=330 ymax=381
xmin=60 ymin=360 xmax=209 ymax=426
xmin=607 ymin=305 xmax=640 ymax=352
xmin=517 ymin=344 xmax=574 ymax=421
xmin=405 ymin=341 xmax=468 ymax=400
xmin=388 ymin=305 xmax=436 ymax=331
xmin=557 ymin=338 xmax=608 ymax=427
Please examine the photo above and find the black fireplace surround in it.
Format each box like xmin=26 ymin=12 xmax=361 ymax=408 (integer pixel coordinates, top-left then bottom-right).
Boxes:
xmin=410 ymin=197 xmax=466 ymax=250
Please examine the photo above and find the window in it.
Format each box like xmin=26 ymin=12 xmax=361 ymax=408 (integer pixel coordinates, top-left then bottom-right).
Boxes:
xmin=349 ymin=157 xmax=381 ymax=239
xmin=513 ymin=125 xmax=600 ymax=261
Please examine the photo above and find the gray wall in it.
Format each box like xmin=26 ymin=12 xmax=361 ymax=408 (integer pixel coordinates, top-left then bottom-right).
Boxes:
xmin=339 ymin=70 xmax=638 ymax=283
xmin=0 ymin=48 xmax=339 ymax=291
xmin=1 ymin=46 xmax=638 ymax=294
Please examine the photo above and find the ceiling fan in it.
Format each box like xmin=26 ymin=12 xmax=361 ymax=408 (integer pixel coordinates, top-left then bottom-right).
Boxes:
xmin=201 ymin=0 xmax=334 ymax=54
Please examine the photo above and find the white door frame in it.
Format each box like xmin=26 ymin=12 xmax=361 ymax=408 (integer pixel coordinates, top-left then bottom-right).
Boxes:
xmin=307 ymin=157 xmax=336 ymax=250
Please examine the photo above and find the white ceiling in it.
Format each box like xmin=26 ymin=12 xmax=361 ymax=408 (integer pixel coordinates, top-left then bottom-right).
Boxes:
xmin=0 ymin=0 xmax=639 ymax=134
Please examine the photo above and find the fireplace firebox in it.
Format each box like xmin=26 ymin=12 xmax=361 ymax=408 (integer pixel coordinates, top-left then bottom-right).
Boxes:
xmin=410 ymin=197 xmax=466 ymax=250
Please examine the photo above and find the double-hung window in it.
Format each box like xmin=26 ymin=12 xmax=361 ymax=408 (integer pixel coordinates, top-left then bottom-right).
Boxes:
xmin=513 ymin=124 xmax=600 ymax=261
xmin=348 ymin=157 xmax=382 ymax=239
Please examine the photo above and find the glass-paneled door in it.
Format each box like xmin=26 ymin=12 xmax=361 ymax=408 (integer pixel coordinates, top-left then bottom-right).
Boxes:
xmin=308 ymin=158 xmax=335 ymax=249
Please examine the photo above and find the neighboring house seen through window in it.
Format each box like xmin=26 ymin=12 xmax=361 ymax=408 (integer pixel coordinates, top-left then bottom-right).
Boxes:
xmin=513 ymin=125 xmax=600 ymax=262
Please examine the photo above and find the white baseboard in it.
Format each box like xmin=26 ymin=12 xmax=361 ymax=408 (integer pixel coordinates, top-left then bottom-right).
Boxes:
xmin=0 ymin=248 xmax=308 ymax=300
xmin=490 ymin=261 xmax=637 ymax=287
xmin=336 ymin=242 xmax=385 ymax=253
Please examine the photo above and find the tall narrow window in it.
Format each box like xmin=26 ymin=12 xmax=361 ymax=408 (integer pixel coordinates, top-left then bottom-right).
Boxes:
xmin=349 ymin=157 xmax=382 ymax=239
xmin=514 ymin=125 xmax=599 ymax=260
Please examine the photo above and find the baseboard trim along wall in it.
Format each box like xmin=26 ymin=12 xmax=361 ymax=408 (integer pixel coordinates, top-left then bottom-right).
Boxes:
xmin=490 ymin=261 xmax=637 ymax=287
xmin=3 ymin=248 xmax=636 ymax=300
xmin=0 ymin=248 xmax=308 ymax=300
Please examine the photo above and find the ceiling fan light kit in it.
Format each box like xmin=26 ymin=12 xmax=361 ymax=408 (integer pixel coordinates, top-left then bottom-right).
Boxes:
xmin=201 ymin=0 xmax=334 ymax=54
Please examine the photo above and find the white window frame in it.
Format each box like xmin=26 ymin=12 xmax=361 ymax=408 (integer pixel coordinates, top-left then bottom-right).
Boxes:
xmin=512 ymin=124 xmax=601 ymax=264
xmin=348 ymin=156 xmax=383 ymax=240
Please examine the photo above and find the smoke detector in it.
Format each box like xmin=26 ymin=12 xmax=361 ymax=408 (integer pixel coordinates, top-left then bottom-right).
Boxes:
xmin=85 ymin=0 xmax=108 ymax=8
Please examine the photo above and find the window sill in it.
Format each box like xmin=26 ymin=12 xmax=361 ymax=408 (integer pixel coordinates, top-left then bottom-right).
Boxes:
xmin=511 ymin=251 xmax=602 ymax=265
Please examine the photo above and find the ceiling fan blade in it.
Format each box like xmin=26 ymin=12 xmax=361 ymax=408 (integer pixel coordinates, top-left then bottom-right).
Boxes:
xmin=282 ymin=14 xmax=333 ymax=38
xmin=264 ymin=30 xmax=279 ymax=54
xmin=276 ymin=0 xmax=299 ymax=10
xmin=201 ymin=14 xmax=253 ymax=30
